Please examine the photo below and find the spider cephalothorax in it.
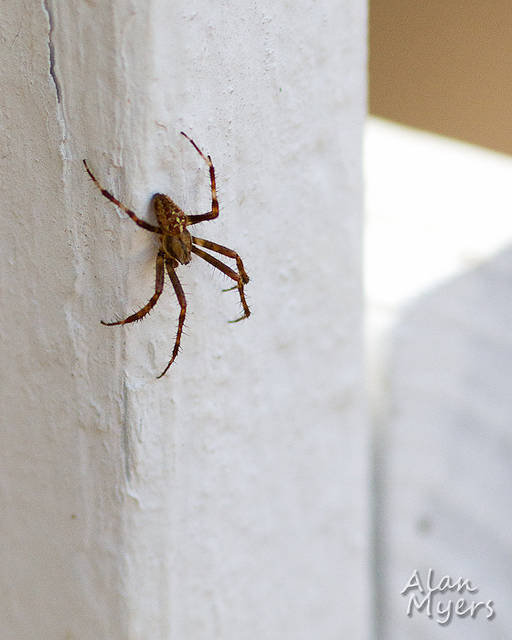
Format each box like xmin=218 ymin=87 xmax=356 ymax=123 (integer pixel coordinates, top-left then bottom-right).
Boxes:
xmin=84 ymin=132 xmax=250 ymax=378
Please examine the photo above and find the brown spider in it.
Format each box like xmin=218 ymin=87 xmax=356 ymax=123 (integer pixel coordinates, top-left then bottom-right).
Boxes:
xmin=84 ymin=132 xmax=250 ymax=378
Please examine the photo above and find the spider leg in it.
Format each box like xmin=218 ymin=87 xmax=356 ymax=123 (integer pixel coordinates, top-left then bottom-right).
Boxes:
xmin=83 ymin=160 xmax=161 ymax=234
xmin=157 ymin=261 xmax=187 ymax=378
xmin=102 ymin=251 xmax=166 ymax=326
xmin=191 ymin=245 xmax=250 ymax=322
xmin=192 ymin=237 xmax=249 ymax=284
xmin=180 ymin=133 xmax=219 ymax=225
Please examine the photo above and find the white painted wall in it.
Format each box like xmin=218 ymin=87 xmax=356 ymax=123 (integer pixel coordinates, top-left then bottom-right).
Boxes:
xmin=366 ymin=118 xmax=512 ymax=639
xmin=0 ymin=1 xmax=369 ymax=638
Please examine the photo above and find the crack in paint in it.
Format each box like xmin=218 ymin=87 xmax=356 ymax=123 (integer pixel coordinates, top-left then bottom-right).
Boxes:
xmin=41 ymin=0 xmax=71 ymax=160
xmin=42 ymin=0 xmax=62 ymax=103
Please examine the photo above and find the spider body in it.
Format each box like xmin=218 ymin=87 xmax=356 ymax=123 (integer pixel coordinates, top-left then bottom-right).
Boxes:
xmin=84 ymin=132 xmax=250 ymax=378
xmin=154 ymin=194 xmax=188 ymax=237
xmin=154 ymin=194 xmax=193 ymax=264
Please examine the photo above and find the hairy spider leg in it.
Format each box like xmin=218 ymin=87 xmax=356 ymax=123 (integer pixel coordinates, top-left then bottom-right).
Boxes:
xmin=180 ymin=133 xmax=219 ymax=225
xmin=192 ymin=237 xmax=249 ymax=284
xmin=102 ymin=251 xmax=166 ymax=326
xmin=190 ymin=245 xmax=250 ymax=322
xmin=157 ymin=260 xmax=187 ymax=379
xmin=83 ymin=160 xmax=161 ymax=234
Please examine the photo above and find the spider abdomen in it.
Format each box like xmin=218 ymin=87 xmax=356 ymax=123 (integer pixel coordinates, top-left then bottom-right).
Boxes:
xmin=153 ymin=193 xmax=187 ymax=235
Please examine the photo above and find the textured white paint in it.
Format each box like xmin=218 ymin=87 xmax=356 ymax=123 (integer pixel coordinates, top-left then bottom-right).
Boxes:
xmin=366 ymin=118 xmax=512 ymax=639
xmin=0 ymin=1 xmax=368 ymax=637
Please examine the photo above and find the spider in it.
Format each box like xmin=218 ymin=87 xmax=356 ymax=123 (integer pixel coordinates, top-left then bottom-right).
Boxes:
xmin=83 ymin=132 xmax=250 ymax=378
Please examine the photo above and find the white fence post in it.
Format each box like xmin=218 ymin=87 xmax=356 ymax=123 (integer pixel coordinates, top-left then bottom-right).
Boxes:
xmin=0 ymin=1 xmax=369 ymax=637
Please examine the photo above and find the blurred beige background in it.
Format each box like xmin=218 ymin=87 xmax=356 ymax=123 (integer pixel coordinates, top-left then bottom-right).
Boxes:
xmin=370 ymin=0 xmax=512 ymax=155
